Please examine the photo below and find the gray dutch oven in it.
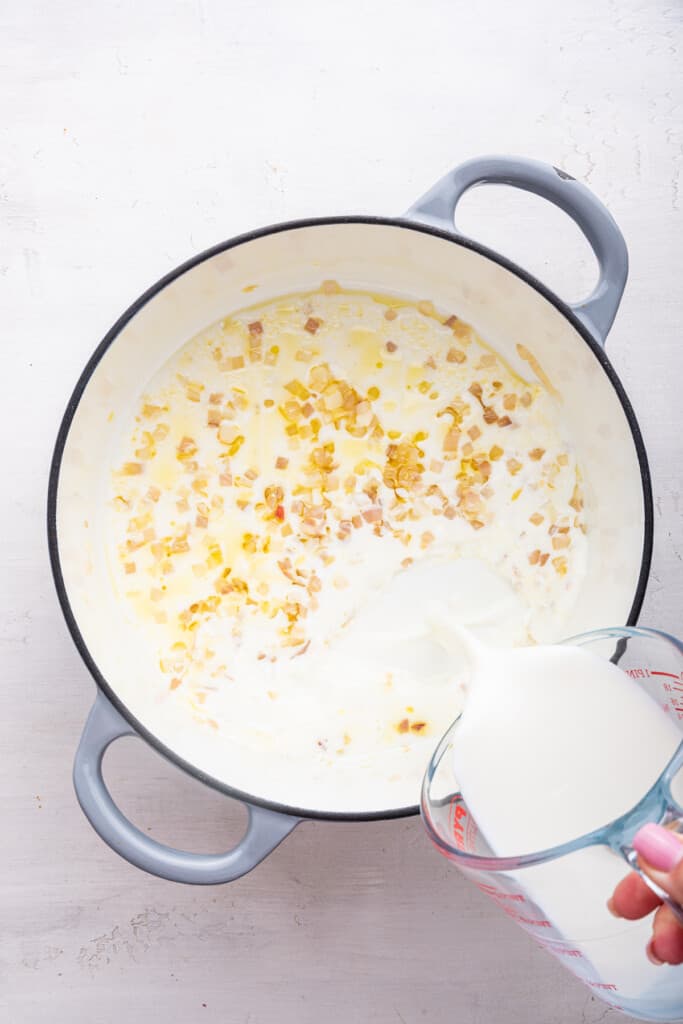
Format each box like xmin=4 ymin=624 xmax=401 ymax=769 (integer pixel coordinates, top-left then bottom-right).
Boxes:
xmin=48 ymin=155 xmax=652 ymax=884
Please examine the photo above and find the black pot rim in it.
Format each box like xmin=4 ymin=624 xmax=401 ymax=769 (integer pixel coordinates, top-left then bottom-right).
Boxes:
xmin=47 ymin=214 xmax=654 ymax=823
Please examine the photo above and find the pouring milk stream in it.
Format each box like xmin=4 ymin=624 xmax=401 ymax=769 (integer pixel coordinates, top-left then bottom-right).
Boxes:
xmin=350 ymin=558 xmax=683 ymax=1010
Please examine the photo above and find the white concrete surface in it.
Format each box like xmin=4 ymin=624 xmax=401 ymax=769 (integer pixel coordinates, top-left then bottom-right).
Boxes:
xmin=2 ymin=1 xmax=682 ymax=1021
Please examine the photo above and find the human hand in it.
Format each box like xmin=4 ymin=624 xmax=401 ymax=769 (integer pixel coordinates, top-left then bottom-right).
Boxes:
xmin=608 ymin=824 xmax=683 ymax=966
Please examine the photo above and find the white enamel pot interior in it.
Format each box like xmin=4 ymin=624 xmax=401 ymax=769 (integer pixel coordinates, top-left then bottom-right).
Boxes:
xmin=49 ymin=156 xmax=652 ymax=883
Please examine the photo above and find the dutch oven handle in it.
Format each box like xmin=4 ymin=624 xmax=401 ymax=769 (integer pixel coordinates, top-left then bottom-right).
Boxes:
xmin=73 ymin=692 xmax=301 ymax=884
xmin=405 ymin=155 xmax=628 ymax=346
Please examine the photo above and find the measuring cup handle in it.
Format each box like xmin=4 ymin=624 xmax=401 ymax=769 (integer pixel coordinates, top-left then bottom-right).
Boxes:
xmin=621 ymin=835 xmax=683 ymax=927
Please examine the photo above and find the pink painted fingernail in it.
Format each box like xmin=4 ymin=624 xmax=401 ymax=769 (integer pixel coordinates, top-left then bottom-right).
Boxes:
xmin=633 ymin=824 xmax=683 ymax=872
xmin=646 ymin=941 xmax=664 ymax=967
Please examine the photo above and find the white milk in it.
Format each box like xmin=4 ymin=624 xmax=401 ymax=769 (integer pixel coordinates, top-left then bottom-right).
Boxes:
xmin=445 ymin=630 xmax=683 ymax=1001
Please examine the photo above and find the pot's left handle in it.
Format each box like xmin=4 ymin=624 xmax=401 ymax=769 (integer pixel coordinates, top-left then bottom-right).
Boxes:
xmin=73 ymin=692 xmax=301 ymax=884
xmin=405 ymin=155 xmax=628 ymax=346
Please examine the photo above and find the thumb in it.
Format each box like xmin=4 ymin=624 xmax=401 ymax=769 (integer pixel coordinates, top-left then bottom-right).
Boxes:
xmin=633 ymin=824 xmax=683 ymax=904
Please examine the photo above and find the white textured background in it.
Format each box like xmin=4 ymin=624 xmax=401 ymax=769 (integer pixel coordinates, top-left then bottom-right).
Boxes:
xmin=2 ymin=2 xmax=682 ymax=1022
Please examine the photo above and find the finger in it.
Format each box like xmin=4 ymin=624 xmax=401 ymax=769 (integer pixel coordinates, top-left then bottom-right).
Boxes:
xmin=633 ymin=825 xmax=683 ymax=904
xmin=609 ymin=870 xmax=662 ymax=920
xmin=649 ymin=903 xmax=683 ymax=966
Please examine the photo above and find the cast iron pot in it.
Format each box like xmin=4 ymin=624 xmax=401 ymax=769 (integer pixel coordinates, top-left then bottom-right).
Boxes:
xmin=48 ymin=155 xmax=652 ymax=884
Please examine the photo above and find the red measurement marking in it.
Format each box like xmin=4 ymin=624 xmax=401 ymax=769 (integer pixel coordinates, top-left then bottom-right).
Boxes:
xmin=651 ymin=671 xmax=680 ymax=680
xmin=477 ymin=883 xmax=525 ymax=903
xmin=542 ymin=944 xmax=583 ymax=959
xmin=501 ymin=906 xmax=551 ymax=928
xmin=589 ymin=982 xmax=618 ymax=992
xmin=449 ymin=799 xmax=468 ymax=852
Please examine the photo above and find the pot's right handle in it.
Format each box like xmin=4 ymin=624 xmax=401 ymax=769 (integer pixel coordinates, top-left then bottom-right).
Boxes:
xmin=405 ymin=155 xmax=628 ymax=346
xmin=73 ymin=692 xmax=301 ymax=884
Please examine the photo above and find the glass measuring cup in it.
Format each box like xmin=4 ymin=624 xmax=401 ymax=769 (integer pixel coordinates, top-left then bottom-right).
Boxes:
xmin=421 ymin=626 xmax=683 ymax=1022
